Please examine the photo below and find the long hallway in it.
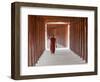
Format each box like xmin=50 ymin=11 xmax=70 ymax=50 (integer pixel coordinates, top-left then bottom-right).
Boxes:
xmin=36 ymin=49 xmax=85 ymax=66
xmin=28 ymin=15 xmax=87 ymax=66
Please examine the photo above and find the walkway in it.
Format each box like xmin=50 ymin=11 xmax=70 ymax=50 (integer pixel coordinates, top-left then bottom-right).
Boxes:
xmin=36 ymin=49 xmax=85 ymax=66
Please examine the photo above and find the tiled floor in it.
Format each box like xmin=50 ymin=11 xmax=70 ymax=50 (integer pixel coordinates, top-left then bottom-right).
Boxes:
xmin=36 ymin=49 xmax=85 ymax=66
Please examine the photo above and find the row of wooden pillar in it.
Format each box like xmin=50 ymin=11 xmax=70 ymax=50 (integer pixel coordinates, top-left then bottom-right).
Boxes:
xmin=70 ymin=18 xmax=88 ymax=62
xmin=28 ymin=15 xmax=45 ymax=66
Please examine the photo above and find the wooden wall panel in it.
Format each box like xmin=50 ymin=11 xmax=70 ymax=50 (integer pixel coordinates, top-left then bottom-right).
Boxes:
xmin=28 ymin=16 xmax=35 ymax=66
xmin=56 ymin=26 xmax=68 ymax=47
xmin=47 ymin=26 xmax=68 ymax=47
xmin=28 ymin=15 xmax=45 ymax=66
xmin=70 ymin=18 xmax=87 ymax=62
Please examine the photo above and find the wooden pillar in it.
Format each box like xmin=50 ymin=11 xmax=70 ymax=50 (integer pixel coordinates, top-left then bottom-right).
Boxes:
xmin=70 ymin=17 xmax=87 ymax=62
xmin=28 ymin=15 xmax=45 ymax=66
xmin=28 ymin=15 xmax=36 ymax=66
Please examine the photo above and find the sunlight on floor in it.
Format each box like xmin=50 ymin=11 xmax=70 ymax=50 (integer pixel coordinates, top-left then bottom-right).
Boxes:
xmin=36 ymin=49 xmax=85 ymax=66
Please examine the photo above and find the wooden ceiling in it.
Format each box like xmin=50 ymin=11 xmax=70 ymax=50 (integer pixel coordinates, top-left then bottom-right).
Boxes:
xmin=29 ymin=15 xmax=87 ymax=28
xmin=41 ymin=16 xmax=87 ymax=24
xmin=47 ymin=24 xmax=68 ymax=28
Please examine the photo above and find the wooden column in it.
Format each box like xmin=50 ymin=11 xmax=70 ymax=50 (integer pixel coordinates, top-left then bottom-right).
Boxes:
xmin=70 ymin=18 xmax=87 ymax=62
xmin=28 ymin=15 xmax=45 ymax=66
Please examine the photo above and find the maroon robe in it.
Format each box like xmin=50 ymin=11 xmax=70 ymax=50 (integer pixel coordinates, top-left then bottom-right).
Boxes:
xmin=50 ymin=37 xmax=56 ymax=54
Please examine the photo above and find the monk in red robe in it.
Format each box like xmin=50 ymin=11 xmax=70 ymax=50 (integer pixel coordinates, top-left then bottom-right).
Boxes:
xmin=50 ymin=35 xmax=56 ymax=54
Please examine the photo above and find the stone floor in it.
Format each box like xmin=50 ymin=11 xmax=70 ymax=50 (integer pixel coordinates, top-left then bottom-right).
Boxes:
xmin=36 ymin=49 xmax=85 ymax=66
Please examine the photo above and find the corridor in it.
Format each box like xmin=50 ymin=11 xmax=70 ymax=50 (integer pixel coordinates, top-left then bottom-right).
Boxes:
xmin=36 ymin=49 xmax=85 ymax=66
xmin=28 ymin=15 xmax=88 ymax=66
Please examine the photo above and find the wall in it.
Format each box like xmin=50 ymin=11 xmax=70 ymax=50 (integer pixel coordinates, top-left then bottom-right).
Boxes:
xmin=28 ymin=15 xmax=45 ymax=66
xmin=47 ymin=25 xmax=68 ymax=47
xmin=70 ymin=18 xmax=87 ymax=62
xmin=0 ymin=0 xmax=99 ymax=82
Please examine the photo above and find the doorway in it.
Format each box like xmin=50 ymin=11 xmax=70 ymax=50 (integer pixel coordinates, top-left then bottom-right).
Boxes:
xmin=45 ymin=22 xmax=70 ymax=50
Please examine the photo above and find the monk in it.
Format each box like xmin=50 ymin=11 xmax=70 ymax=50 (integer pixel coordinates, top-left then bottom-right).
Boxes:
xmin=50 ymin=35 xmax=56 ymax=54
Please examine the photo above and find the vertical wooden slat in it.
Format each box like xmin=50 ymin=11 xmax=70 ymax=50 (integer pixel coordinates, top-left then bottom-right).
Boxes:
xmin=83 ymin=18 xmax=88 ymax=62
xmin=81 ymin=18 xmax=83 ymax=59
xmin=70 ymin=17 xmax=87 ymax=62
xmin=28 ymin=15 xmax=45 ymax=66
xmin=28 ymin=15 xmax=33 ymax=66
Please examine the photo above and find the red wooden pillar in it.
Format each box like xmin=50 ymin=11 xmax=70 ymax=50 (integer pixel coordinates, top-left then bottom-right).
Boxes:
xmin=28 ymin=16 xmax=45 ymax=66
